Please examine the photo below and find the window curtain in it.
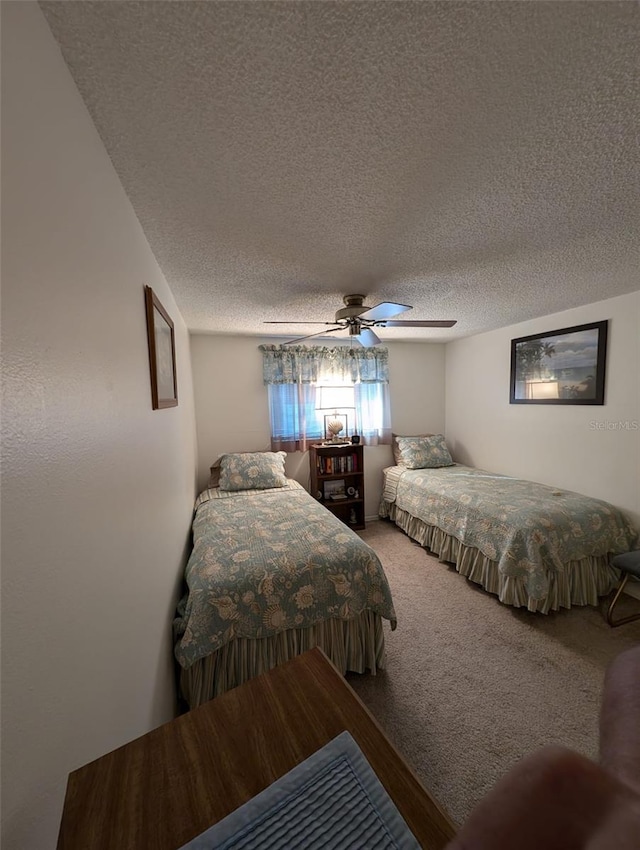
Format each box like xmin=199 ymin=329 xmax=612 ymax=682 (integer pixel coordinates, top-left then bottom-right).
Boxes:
xmin=260 ymin=345 xmax=392 ymax=452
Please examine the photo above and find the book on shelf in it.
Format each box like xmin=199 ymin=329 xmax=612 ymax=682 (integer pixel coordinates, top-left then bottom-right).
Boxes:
xmin=316 ymin=452 xmax=359 ymax=476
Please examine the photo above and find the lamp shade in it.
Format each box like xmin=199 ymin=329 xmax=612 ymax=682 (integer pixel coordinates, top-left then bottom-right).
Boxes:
xmin=315 ymin=385 xmax=355 ymax=410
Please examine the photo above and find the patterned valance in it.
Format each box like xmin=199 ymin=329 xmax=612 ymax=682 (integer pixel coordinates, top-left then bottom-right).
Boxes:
xmin=259 ymin=345 xmax=389 ymax=384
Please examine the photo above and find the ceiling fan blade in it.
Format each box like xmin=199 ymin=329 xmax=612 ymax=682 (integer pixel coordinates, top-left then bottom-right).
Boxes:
xmin=381 ymin=320 xmax=457 ymax=328
xmin=263 ymin=321 xmax=338 ymax=325
xmin=359 ymin=301 xmax=412 ymax=322
xmin=353 ymin=327 xmax=382 ymax=347
xmin=282 ymin=327 xmax=344 ymax=345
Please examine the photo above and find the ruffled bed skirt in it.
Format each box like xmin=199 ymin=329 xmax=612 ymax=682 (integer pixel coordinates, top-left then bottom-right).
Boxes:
xmin=381 ymin=501 xmax=619 ymax=614
xmin=180 ymin=609 xmax=387 ymax=708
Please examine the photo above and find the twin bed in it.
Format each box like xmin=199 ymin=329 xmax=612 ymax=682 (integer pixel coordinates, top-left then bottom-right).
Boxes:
xmin=174 ymin=457 xmax=396 ymax=708
xmin=175 ymin=443 xmax=637 ymax=708
xmin=380 ymin=436 xmax=637 ymax=613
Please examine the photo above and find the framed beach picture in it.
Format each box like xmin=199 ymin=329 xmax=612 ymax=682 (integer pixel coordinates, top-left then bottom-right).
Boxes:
xmin=510 ymin=320 xmax=607 ymax=405
xmin=144 ymin=285 xmax=178 ymax=409
xmin=323 ymin=479 xmax=346 ymax=500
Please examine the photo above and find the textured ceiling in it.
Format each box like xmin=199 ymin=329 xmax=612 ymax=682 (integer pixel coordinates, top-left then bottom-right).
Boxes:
xmin=40 ymin=1 xmax=639 ymax=342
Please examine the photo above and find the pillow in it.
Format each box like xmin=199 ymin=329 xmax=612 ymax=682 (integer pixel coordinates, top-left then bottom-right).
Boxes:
xmin=395 ymin=435 xmax=454 ymax=469
xmin=392 ymin=433 xmax=433 ymax=465
xmin=208 ymin=448 xmax=272 ymax=487
xmin=218 ymin=451 xmax=287 ymax=491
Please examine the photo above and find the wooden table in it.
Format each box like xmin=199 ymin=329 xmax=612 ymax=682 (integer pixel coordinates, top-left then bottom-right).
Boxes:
xmin=57 ymin=648 xmax=455 ymax=849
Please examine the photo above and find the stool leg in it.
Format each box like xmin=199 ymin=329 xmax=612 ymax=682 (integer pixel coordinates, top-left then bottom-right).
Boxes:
xmin=606 ymin=573 xmax=640 ymax=627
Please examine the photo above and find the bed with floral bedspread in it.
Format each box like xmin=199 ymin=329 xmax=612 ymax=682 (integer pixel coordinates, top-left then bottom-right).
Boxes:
xmin=175 ymin=480 xmax=396 ymax=707
xmin=380 ymin=464 xmax=638 ymax=613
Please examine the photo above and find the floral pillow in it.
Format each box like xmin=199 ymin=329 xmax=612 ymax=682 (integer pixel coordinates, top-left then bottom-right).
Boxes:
xmin=392 ymin=433 xmax=433 ymax=465
xmin=396 ymin=435 xmax=454 ymax=469
xmin=218 ymin=451 xmax=287 ymax=491
xmin=208 ymin=448 xmax=271 ymax=488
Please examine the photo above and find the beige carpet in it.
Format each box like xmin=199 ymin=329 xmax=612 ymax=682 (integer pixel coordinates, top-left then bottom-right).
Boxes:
xmin=347 ymin=519 xmax=640 ymax=828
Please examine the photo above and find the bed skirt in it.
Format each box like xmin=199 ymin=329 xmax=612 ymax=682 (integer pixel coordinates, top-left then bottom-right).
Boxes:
xmin=381 ymin=501 xmax=619 ymax=614
xmin=180 ymin=609 xmax=387 ymax=708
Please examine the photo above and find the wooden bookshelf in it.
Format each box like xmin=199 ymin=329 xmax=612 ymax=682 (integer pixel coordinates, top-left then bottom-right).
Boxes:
xmin=309 ymin=443 xmax=365 ymax=530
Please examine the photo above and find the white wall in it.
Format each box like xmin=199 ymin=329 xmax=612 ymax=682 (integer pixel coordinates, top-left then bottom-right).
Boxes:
xmin=1 ymin=5 xmax=198 ymax=849
xmin=190 ymin=335 xmax=446 ymax=517
xmin=446 ymin=291 xmax=640 ymax=527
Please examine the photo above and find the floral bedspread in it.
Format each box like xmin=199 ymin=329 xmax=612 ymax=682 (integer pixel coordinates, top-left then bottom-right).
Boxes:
xmin=175 ymin=481 xmax=397 ymax=669
xmin=382 ymin=465 xmax=638 ymax=599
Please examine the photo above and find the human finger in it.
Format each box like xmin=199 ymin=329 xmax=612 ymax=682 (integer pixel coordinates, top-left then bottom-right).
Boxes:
xmin=599 ymin=644 xmax=640 ymax=793
xmin=445 ymin=746 xmax=624 ymax=850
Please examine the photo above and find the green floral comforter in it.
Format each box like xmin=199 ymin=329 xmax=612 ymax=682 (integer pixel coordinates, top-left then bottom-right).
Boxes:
xmin=383 ymin=465 xmax=638 ymax=599
xmin=175 ymin=481 xmax=397 ymax=669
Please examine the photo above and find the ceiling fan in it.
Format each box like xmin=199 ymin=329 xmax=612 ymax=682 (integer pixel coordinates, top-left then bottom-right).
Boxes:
xmin=264 ymin=294 xmax=457 ymax=346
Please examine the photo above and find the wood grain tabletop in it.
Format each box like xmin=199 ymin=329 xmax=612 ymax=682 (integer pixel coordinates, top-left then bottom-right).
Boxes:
xmin=57 ymin=648 xmax=456 ymax=849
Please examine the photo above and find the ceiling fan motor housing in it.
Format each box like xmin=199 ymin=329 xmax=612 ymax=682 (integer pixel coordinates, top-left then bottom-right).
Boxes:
xmin=335 ymin=294 xmax=368 ymax=323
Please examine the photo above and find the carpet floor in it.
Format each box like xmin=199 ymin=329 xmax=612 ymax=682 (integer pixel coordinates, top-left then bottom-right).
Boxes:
xmin=347 ymin=519 xmax=640 ymax=828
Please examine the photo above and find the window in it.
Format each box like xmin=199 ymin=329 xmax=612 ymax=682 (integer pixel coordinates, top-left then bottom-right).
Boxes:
xmin=260 ymin=345 xmax=391 ymax=452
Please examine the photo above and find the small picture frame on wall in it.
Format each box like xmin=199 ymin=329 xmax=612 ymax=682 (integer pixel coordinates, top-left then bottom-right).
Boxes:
xmin=144 ymin=285 xmax=178 ymax=409
xmin=510 ymin=320 xmax=607 ymax=405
